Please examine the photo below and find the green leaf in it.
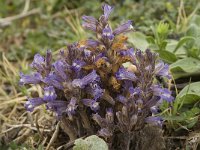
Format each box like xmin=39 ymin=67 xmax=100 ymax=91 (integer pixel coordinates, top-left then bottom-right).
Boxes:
xmin=146 ymin=36 xmax=155 ymax=44
xmin=176 ymin=82 xmax=200 ymax=104
xmin=186 ymin=20 xmax=200 ymax=48
xmin=73 ymin=138 xmax=89 ymax=150
xmin=155 ymin=50 xmax=177 ymax=64
xmin=173 ymin=36 xmax=195 ymax=53
xmin=73 ymin=135 xmax=108 ymax=150
xmin=166 ymin=39 xmax=186 ymax=56
xmin=187 ymin=48 xmax=200 ymax=58
xmin=128 ymin=32 xmax=149 ymax=51
xmin=170 ymin=57 xmax=200 ymax=79
xmin=180 ymin=107 xmax=200 ymax=128
xmin=159 ymin=41 xmax=168 ymax=50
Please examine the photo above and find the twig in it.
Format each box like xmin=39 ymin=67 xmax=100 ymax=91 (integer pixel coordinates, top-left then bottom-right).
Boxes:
xmin=13 ymin=129 xmax=32 ymax=144
xmin=22 ymin=0 xmax=30 ymax=14
xmin=45 ymin=121 xmax=60 ymax=150
xmin=1 ymin=123 xmax=51 ymax=135
xmin=57 ymin=135 xmax=87 ymax=150
xmin=57 ymin=140 xmax=75 ymax=150
xmin=164 ymin=136 xmax=187 ymax=139
xmin=35 ymin=112 xmax=42 ymax=136
xmin=0 ymin=8 xmax=40 ymax=27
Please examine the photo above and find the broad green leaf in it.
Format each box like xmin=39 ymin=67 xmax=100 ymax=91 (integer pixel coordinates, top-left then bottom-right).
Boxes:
xmin=186 ymin=20 xmax=200 ymax=48
xmin=173 ymin=36 xmax=195 ymax=53
xmin=128 ymin=32 xmax=149 ymax=51
xmin=170 ymin=57 xmax=200 ymax=79
xmin=73 ymin=138 xmax=89 ymax=150
xmin=166 ymin=39 xmax=186 ymax=57
xmin=176 ymin=82 xmax=200 ymax=104
xmin=163 ymin=107 xmax=200 ymax=122
xmin=155 ymin=50 xmax=177 ymax=64
xmin=73 ymin=135 xmax=108 ymax=150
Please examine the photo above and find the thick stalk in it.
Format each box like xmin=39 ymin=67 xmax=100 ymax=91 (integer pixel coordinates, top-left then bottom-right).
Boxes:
xmin=126 ymin=132 xmax=131 ymax=150
xmin=79 ymin=109 xmax=93 ymax=134
xmin=60 ymin=117 xmax=77 ymax=141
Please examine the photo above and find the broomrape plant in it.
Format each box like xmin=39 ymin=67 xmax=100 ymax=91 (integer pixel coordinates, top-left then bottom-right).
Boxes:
xmin=20 ymin=4 xmax=173 ymax=150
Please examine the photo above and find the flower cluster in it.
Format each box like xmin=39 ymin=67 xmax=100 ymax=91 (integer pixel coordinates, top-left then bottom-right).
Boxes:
xmin=20 ymin=4 xmax=173 ymax=149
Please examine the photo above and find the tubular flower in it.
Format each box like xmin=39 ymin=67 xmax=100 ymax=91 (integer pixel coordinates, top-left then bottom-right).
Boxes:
xmin=25 ymin=98 xmax=45 ymax=112
xmin=19 ymin=72 xmax=42 ymax=85
xmin=113 ymin=20 xmax=134 ymax=35
xmin=102 ymin=4 xmax=113 ymax=20
xmin=102 ymin=25 xmax=114 ymax=40
xmin=43 ymin=86 xmax=57 ymax=101
xmin=30 ymin=53 xmax=45 ymax=72
xmin=82 ymin=99 xmax=100 ymax=111
xmin=155 ymin=60 xmax=171 ymax=79
xmin=72 ymin=70 xmax=100 ymax=88
xmin=115 ymin=67 xmax=137 ymax=81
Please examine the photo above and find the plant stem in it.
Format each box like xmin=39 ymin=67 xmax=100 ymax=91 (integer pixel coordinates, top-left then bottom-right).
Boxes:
xmin=60 ymin=117 xmax=77 ymax=141
xmin=79 ymin=109 xmax=93 ymax=134
xmin=126 ymin=133 xmax=131 ymax=150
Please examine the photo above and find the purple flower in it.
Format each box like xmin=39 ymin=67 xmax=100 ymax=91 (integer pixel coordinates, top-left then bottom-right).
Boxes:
xmin=145 ymin=116 xmax=163 ymax=127
xmin=116 ymin=95 xmax=127 ymax=104
xmin=46 ymin=100 xmax=67 ymax=117
xmin=113 ymin=20 xmax=133 ymax=35
xmin=71 ymin=59 xmax=86 ymax=72
xmin=129 ymin=87 xmax=141 ymax=97
xmin=82 ymin=15 xmax=98 ymax=24
xmin=94 ymin=53 xmax=107 ymax=62
xmin=87 ymin=83 xmax=104 ymax=100
xmin=66 ymin=97 xmax=78 ymax=119
xmin=150 ymin=106 xmax=159 ymax=114
xmin=25 ymin=97 xmax=45 ymax=112
xmin=82 ymin=15 xmax=97 ymax=31
xmin=46 ymin=100 xmax=67 ymax=110
xmin=30 ymin=54 xmax=45 ymax=72
xmin=115 ymin=67 xmax=137 ymax=81
xmin=19 ymin=72 xmax=42 ymax=85
xmin=72 ymin=70 xmax=100 ymax=88
xmin=155 ymin=60 xmax=171 ymax=79
xmin=118 ymin=48 xmax=134 ymax=57
xmin=102 ymin=25 xmax=114 ymax=40
xmin=43 ymin=86 xmax=57 ymax=101
xmin=43 ymin=72 xmax=64 ymax=90
xmin=82 ymin=99 xmax=100 ymax=111
xmin=151 ymin=85 xmax=174 ymax=102
xmin=86 ymin=39 xmax=100 ymax=48
xmin=52 ymin=60 xmax=68 ymax=80
xmin=102 ymin=4 xmax=113 ymax=20
xmin=160 ymin=88 xmax=174 ymax=102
